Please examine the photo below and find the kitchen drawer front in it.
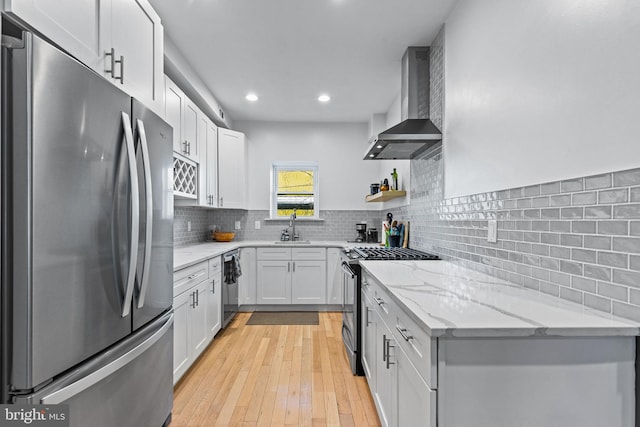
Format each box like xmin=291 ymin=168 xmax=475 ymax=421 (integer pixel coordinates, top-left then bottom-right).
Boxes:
xmin=394 ymin=307 xmax=437 ymax=389
xmin=292 ymin=247 xmax=326 ymax=261
xmin=208 ymin=256 xmax=222 ymax=276
xmin=361 ymin=271 xmax=374 ymax=299
xmin=366 ymin=274 xmax=392 ymax=323
xmin=174 ymin=261 xmax=209 ymax=297
xmin=257 ymin=247 xmax=292 ymax=261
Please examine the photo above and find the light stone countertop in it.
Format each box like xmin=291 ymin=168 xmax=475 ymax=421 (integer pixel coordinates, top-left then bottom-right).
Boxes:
xmin=173 ymin=240 xmax=370 ymax=271
xmin=360 ymin=260 xmax=640 ymax=338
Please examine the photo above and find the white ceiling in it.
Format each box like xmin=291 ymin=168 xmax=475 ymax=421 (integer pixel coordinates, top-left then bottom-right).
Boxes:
xmin=148 ymin=0 xmax=457 ymax=123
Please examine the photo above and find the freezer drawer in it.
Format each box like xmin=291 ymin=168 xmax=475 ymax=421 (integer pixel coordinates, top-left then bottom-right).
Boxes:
xmin=15 ymin=313 xmax=173 ymax=427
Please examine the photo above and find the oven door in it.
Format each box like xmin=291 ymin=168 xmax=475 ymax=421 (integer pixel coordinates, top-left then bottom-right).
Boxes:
xmin=341 ymin=259 xmax=358 ymax=374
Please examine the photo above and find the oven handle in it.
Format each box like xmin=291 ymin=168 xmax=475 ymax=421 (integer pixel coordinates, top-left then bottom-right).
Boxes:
xmin=341 ymin=261 xmax=356 ymax=278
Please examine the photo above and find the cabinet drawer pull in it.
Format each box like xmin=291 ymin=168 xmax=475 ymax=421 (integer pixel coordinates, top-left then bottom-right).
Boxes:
xmin=375 ymin=297 xmax=385 ymax=306
xmin=114 ymin=54 xmax=124 ymax=84
xmin=396 ymin=326 xmax=414 ymax=342
xmin=382 ymin=334 xmax=387 ymax=362
xmin=365 ymin=307 xmax=372 ymax=326
xmin=186 ymin=271 xmax=205 ymax=281
xmin=385 ymin=338 xmax=395 ymax=369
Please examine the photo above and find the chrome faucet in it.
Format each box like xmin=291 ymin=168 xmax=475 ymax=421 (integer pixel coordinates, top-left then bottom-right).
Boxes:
xmin=289 ymin=209 xmax=298 ymax=241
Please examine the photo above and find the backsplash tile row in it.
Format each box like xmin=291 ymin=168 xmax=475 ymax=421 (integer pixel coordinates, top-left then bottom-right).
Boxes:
xmin=390 ymin=149 xmax=640 ymax=322
xmin=174 ymin=207 xmax=383 ymax=246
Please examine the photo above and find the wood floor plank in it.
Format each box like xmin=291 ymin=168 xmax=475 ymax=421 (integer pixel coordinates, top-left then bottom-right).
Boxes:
xmin=172 ymin=312 xmax=380 ymax=427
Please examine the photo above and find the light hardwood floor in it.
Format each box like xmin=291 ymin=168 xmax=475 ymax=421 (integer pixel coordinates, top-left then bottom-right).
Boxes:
xmin=172 ymin=312 xmax=381 ymax=427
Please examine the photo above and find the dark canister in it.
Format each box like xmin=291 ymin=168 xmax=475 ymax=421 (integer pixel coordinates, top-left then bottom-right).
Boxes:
xmin=370 ymin=183 xmax=380 ymax=195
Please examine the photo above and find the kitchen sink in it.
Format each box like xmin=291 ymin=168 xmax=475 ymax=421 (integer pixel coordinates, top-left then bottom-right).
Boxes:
xmin=273 ymin=240 xmax=311 ymax=244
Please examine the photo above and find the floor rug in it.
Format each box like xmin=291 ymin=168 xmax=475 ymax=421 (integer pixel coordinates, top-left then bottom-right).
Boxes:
xmin=246 ymin=311 xmax=320 ymax=325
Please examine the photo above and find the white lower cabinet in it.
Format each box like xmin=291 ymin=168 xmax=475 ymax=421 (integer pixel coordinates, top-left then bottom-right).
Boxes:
xmin=172 ymin=289 xmax=191 ymax=382
xmin=256 ymin=247 xmax=326 ymax=304
xmin=362 ymin=272 xmax=435 ymax=427
xmin=256 ymin=260 xmax=291 ymax=304
xmin=238 ymin=248 xmax=257 ymax=305
xmin=326 ymin=248 xmax=343 ymax=305
xmin=205 ymin=257 xmax=222 ymax=340
xmin=191 ymin=281 xmax=209 ymax=358
xmin=361 ymin=289 xmax=376 ymax=384
xmin=374 ymin=311 xmax=396 ymax=427
xmin=173 ymin=258 xmax=223 ymax=384
xmin=291 ymin=260 xmax=327 ymax=304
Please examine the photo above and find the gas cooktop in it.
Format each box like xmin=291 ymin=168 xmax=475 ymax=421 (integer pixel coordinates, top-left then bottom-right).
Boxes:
xmin=345 ymin=247 xmax=439 ymax=261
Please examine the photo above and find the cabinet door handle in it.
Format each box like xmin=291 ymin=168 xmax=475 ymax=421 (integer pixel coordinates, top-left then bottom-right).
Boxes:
xmin=196 ymin=289 xmax=199 ymax=306
xmin=288 ymin=262 xmax=290 ymax=272
xmin=114 ymin=54 xmax=124 ymax=84
xmin=105 ymin=48 xmax=116 ymax=77
xmin=292 ymin=261 xmax=295 ymax=272
xmin=396 ymin=325 xmax=413 ymax=342
xmin=385 ymin=338 xmax=395 ymax=369
xmin=190 ymin=291 xmax=196 ymax=308
xmin=182 ymin=141 xmax=189 ymax=154
xmin=220 ymin=197 xmax=223 ymax=207
xmin=365 ymin=307 xmax=371 ymax=326
xmin=211 ymin=279 xmax=215 ymax=294
xmin=382 ymin=334 xmax=387 ymax=362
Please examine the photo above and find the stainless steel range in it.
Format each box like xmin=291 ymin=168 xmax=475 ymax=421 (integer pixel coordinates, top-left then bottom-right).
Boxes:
xmin=340 ymin=247 xmax=439 ymax=375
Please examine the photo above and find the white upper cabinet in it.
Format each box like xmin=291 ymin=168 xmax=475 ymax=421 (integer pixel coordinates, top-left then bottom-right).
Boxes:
xmin=5 ymin=0 xmax=164 ymax=114
xmin=183 ymin=98 xmax=200 ymax=161
xmin=164 ymin=77 xmax=183 ymax=154
xmin=205 ymin=121 xmax=219 ymax=207
xmin=218 ymin=128 xmax=246 ymax=209
xmin=109 ymin=0 xmax=164 ymax=113
xmin=164 ymin=76 xmax=200 ymax=163
xmin=3 ymin=0 xmax=109 ymax=71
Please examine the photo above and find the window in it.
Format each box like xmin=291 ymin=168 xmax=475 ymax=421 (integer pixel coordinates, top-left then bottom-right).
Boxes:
xmin=271 ymin=162 xmax=319 ymax=219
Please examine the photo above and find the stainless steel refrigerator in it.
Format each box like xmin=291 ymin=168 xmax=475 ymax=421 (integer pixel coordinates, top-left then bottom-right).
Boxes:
xmin=1 ymin=27 xmax=174 ymax=427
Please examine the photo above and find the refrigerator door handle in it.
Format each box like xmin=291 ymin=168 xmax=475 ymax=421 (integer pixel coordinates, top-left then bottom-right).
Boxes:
xmin=40 ymin=314 xmax=173 ymax=405
xmin=135 ymin=118 xmax=153 ymax=309
xmin=121 ymin=112 xmax=139 ymax=317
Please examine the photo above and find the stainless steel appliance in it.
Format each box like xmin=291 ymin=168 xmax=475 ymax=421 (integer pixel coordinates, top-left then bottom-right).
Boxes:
xmin=364 ymin=47 xmax=442 ymax=160
xmin=222 ymin=250 xmax=241 ymax=327
xmin=341 ymin=247 xmax=438 ymax=375
xmin=356 ymin=223 xmax=367 ymax=242
xmin=1 ymin=28 xmax=174 ymax=426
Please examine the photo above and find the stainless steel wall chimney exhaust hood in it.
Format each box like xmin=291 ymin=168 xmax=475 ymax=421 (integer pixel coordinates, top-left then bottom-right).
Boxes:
xmin=364 ymin=47 xmax=442 ymax=160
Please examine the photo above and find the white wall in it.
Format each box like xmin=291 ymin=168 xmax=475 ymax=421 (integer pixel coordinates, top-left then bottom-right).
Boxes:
xmin=443 ymin=0 xmax=640 ymax=198
xmin=234 ymin=120 xmax=390 ymax=210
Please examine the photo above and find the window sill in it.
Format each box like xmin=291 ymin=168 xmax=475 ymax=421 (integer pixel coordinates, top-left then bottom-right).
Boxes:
xmin=264 ymin=218 xmax=325 ymax=222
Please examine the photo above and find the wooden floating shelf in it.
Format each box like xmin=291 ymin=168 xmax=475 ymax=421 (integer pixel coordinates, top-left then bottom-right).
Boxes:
xmin=365 ymin=190 xmax=406 ymax=203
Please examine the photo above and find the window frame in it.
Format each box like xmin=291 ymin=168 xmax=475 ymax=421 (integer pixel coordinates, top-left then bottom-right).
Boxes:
xmin=270 ymin=161 xmax=320 ymax=219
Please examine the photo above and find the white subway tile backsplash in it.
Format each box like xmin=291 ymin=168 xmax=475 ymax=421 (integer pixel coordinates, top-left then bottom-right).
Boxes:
xmin=585 ymin=173 xmax=612 ymax=190
xmin=613 ymin=169 xmax=640 ymax=187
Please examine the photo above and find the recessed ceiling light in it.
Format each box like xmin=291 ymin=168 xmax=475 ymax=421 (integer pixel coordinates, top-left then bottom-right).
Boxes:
xmin=318 ymin=94 xmax=331 ymax=103
xmin=369 ymin=154 xmax=375 ymax=158
xmin=376 ymin=145 xmax=383 ymax=149
xmin=245 ymin=93 xmax=258 ymax=102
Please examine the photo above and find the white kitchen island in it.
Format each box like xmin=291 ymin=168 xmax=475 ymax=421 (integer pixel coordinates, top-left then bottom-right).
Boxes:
xmin=359 ymin=260 xmax=639 ymax=427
